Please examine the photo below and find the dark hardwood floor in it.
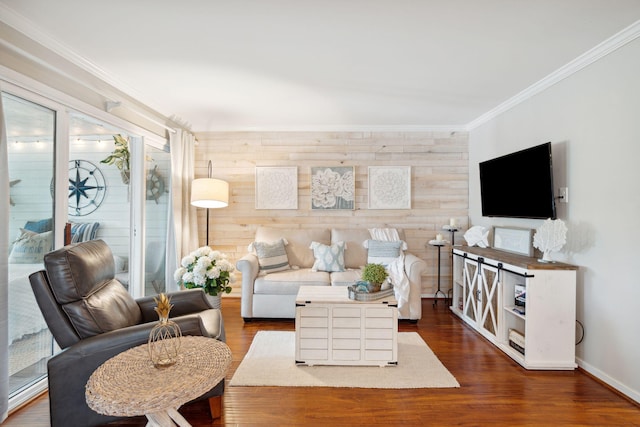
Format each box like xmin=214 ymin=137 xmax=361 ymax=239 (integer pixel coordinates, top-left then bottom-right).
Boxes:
xmin=5 ymin=297 xmax=640 ymax=426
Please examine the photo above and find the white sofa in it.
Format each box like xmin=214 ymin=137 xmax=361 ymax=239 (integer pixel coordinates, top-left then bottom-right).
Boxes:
xmin=236 ymin=226 xmax=427 ymax=322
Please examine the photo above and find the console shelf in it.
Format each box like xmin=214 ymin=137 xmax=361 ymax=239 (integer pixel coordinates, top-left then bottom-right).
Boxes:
xmin=451 ymin=246 xmax=578 ymax=370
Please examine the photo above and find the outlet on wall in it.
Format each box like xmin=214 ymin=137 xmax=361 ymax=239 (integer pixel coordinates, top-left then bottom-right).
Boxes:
xmin=558 ymin=187 xmax=569 ymax=203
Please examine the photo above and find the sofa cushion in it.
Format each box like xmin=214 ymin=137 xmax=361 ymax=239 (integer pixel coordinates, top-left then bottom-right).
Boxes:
xmin=365 ymin=239 xmax=404 ymax=266
xmin=310 ymin=241 xmax=346 ymax=272
xmin=251 ymin=238 xmax=291 ymax=274
xmin=254 ymin=268 xmax=330 ymax=294
xmin=331 ymin=228 xmax=370 ymax=269
xmin=256 ymin=226 xmax=330 ymax=268
xmin=330 ymin=269 xmax=362 ymax=286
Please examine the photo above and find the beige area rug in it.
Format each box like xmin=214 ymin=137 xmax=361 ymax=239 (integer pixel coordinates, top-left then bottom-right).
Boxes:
xmin=229 ymin=331 xmax=459 ymax=389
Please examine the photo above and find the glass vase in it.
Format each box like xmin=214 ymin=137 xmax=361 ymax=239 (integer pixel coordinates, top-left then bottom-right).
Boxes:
xmin=148 ymin=315 xmax=182 ymax=368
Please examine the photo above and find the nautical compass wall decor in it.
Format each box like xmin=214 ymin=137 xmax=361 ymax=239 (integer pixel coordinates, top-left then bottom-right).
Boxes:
xmin=67 ymin=160 xmax=107 ymax=216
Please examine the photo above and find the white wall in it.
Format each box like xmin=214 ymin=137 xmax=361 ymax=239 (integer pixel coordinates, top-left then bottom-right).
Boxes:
xmin=469 ymin=39 xmax=640 ymax=402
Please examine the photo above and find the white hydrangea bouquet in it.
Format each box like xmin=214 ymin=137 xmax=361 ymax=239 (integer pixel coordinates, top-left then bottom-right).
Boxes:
xmin=174 ymin=246 xmax=235 ymax=296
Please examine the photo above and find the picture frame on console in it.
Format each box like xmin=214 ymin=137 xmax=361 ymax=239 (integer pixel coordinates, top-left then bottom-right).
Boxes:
xmin=492 ymin=226 xmax=534 ymax=257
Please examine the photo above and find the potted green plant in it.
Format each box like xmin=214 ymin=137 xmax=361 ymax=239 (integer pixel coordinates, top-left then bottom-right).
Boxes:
xmin=101 ymin=134 xmax=130 ymax=184
xmin=361 ymin=263 xmax=388 ymax=293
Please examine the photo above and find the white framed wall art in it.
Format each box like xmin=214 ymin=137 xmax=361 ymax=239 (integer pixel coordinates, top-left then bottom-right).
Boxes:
xmin=368 ymin=166 xmax=411 ymax=209
xmin=255 ymin=166 xmax=298 ymax=209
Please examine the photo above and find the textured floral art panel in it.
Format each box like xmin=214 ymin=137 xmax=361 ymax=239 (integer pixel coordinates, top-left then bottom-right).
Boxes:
xmin=255 ymin=166 xmax=298 ymax=209
xmin=310 ymin=166 xmax=355 ymax=210
xmin=368 ymin=166 xmax=411 ymax=209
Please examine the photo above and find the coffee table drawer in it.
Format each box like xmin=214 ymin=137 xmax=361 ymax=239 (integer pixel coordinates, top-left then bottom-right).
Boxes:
xmin=333 ymin=349 xmax=360 ymax=360
xmin=300 ymin=317 xmax=328 ymax=328
xmin=333 ymin=317 xmax=361 ymax=328
xmin=299 ymin=349 xmax=328 ymax=360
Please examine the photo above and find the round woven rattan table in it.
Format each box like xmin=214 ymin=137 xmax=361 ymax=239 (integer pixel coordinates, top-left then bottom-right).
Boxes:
xmin=86 ymin=336 xmax=232 ymax=427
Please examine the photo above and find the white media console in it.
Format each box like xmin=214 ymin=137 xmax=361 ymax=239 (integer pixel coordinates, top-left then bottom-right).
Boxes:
xmin=451 ymin=246 xmax=578 ymax=370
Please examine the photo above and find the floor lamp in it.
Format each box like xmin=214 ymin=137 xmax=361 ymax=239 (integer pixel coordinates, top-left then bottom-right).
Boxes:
xmin=190 ymin=160 xmax=229 ymax=246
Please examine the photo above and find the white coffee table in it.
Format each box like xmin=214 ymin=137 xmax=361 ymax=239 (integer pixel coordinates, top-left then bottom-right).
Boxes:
xmin=295 ymin=285 xmax=398 ymax=367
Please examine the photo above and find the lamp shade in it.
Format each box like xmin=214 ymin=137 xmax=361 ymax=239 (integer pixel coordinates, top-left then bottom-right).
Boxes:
xmin=191 ymin=178 xmax=229 ymax=208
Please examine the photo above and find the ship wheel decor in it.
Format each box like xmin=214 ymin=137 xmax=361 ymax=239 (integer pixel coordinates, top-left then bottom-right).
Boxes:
xmin=146 ymin=164 xmax=166 ymax=204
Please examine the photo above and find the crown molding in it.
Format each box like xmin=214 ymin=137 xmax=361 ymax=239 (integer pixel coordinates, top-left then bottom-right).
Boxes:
xmin=466 ymin=19 xmax=640 ymax=131
xmin=198 ymin=124 xmax=468 ymax=133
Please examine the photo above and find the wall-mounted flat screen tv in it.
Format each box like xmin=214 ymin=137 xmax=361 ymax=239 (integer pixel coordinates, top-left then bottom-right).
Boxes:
xmin=479 ymin=142 xmax=556 ymax=219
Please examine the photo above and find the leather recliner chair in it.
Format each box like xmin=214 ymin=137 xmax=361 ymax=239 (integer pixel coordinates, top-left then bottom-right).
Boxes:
xmin=29 ymin=239 xmax=226 ymax=427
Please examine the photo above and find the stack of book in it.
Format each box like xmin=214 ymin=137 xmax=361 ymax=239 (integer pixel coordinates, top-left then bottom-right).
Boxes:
xmin=515 ymin=284 xmax=526 ymax=308
xmin=508 ymin=328 xmax=525 ymax=355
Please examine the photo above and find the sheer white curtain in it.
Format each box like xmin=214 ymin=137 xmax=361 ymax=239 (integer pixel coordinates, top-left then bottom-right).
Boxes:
xmin=166 ymin=129 xmax=198 ymax=292
xmin=0 ymin=86 xmax=10 ymax=422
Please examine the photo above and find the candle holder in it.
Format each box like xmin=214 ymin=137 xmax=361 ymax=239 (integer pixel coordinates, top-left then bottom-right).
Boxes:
xmin=442 ymin=225 xmax=459 ymax=246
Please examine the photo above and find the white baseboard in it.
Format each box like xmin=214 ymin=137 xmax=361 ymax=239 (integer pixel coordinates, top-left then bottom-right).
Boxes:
xmin=576 ymin=356 xmax=640 ymax=404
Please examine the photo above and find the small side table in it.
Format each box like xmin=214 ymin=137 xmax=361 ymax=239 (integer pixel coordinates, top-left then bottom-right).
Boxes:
xmin=86 ymin=335 xmax=231 ymax=427
xmin=442 ymin=225 xmax=459 ymax=303
xmin=428 ymin=239 xmax=449 ymax=307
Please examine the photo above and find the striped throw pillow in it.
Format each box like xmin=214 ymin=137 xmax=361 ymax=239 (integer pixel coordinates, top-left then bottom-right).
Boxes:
xmin=365 ymin=239 xmax=404 ymax=266
xmin=252 ymin=238 xmax=291 ymax=274
xmin=70 ymin=222 xmax=100 ymax=243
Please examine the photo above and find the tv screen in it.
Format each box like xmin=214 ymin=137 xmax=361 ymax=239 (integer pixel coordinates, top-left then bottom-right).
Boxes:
xmin=479 ymin=142 xmax=556 ymax=219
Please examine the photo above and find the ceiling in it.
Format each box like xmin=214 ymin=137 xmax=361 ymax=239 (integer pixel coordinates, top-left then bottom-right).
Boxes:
xmin=2 ymin=0 xmax=640 ymax=132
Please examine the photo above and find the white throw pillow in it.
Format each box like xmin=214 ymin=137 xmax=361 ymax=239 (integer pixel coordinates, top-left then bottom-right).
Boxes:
xmin=9 ymin=229 xmax=53 ymax=264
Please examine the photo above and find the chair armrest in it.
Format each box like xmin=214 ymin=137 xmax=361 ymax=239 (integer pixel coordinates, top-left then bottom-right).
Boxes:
xmin=236 ymin=254 xmax=259 ymax=318
xmin=137 ymin=289 xmax=211 ymax=323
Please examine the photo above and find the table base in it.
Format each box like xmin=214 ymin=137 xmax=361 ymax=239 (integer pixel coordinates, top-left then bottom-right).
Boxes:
xmin=146 ymin=407 xmax=190 ymax=427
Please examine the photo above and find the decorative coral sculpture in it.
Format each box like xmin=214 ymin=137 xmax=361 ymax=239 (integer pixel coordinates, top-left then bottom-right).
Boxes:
xmin=533 ymin=219 xmax=567 ymax=262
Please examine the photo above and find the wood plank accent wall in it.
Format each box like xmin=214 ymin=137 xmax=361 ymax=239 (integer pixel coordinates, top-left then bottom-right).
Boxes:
xmin=194 ymin=131 xmax=469 ymax=296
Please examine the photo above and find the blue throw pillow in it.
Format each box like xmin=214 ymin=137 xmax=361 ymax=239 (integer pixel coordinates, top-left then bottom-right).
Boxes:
xmin=23 ymin=218 xmax=53 ymax=233
xmin=365 ymin=239 xmax=404 ymax=266
xmin=310 ymin=241 xmax=346 ymax=272
xmin=70 ymin=222 xmax=100 ymax=243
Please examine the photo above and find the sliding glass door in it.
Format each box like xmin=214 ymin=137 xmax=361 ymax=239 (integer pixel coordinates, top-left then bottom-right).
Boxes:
xmin=68 ymin=113 xmax=132 ymax=290
xmin=3 ymin=92 xmax=55 ymax=398
xmin=2 ymin=82 xmax=172 ymax=411
xmin=144 ymin=144 xmax=171 ymax=295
